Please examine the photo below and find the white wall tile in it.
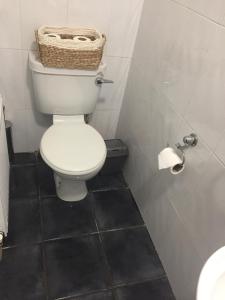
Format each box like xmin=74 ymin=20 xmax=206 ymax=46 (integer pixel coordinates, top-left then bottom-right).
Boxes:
xmin=67 ymin=0 xmax=144 ymax=58
xmin=10 ymin=109 xmax=29 ymax=153
xmin=21 ymin=50 xmax=36 ymax=109
xmin=117 ymin=0 xmax=225 ymax=299
xmin=196 ymin=155 xmax=225 ymax=257
xmin=10 ymin=107 xmax=52 ymax=153
xmin=134 ymin=0 xmax=225 ymax=152
xmin=0 ymin=0 xmax=143 ymax=152
xmin=97 ymin=56 xmax=130 ymax=111
xmin=106 ymin=0 xmax=144 ymax=58
xmin=20 ymin=0 xmax=68 ymax=49
xmin=106 ymin=109 xmax=121 ymax=138
xmin=182 ymin=20 xmax=225 ymax=151
xmin=175 ymin=0 xmax=225 ymax=25
xmin=0 ymin=49 xmax=25 ymax=113
xmin=214 ymin=133 xmax=225 ymax=166
xmin=144 ymin=181 xmax=204 ymax=300
xmin=89 ymin=109 xmax=119 ymax=139
xmin=0 ymin=0 xmax=21 ymax=49
xmin=67 ymin=0 xmax=111 ymax=33
xmin=26 ymin=108 xmax=52 ymax=152
xmin=0 ymin=102 xmax=9 ymax=234
xmin=89 ymin=110 xmax=111 ymax=138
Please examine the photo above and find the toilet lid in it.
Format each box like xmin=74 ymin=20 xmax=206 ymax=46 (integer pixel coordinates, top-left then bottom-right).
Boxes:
xmin=40 ymin=123 xmax=106 ymax=175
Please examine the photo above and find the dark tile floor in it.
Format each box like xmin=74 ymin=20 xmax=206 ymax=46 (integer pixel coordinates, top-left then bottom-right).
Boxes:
xmin=1 ymin=153 xmax=175 ymax=300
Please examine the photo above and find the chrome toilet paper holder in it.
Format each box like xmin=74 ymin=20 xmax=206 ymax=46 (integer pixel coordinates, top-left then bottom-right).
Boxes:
xmin=176 ymin=133 xmax=198 ymax=151
xmin=175 ymin=133 xmax=198 ymax=165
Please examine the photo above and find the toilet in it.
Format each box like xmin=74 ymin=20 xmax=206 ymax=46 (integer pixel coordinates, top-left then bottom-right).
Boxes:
xmin=29 ymin=51 xmax=107 ymax=202
xmin=197 ymin=246 xmax=225 ymax=300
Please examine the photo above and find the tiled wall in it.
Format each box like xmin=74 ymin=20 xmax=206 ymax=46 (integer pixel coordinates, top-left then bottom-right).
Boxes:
xmin=0 ymin=96 xmax=9 ymax=234
xmin=0 ymin=0 xmax=143 ymax=152
xmin=117 ymin=0 xmax=225 ymax=299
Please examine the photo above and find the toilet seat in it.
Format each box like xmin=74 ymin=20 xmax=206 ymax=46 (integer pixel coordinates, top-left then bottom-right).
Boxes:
xmin=40 ymin=123 xmax=107 ymax=176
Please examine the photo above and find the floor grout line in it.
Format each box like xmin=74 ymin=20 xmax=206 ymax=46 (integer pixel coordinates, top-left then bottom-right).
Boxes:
xmin=10 ymin=163 xmax=37 ymax=167
xmin=55 ymin=274 xmax=169 ymax=300
xmin=7 ymin=155 xmax=174 ymax=300
xmin=3 ymin=226 xmax=147 ymax=251
xmin=3 ymin=224 xmax=146 ymax=250
xmin=41 ymin=231 xmax=99 ymax=244
xmin=55 ymin=288 xmax=110 ymax=300
xmin=38 ymin=166 xmax=50 ymax=300
xmin=87 ymin=186 xmax=129 ymax=193
xmin=110 ymin=274 xmax=168 ymax=290
xmin=41 ymin=243 xmax=50 ymax=300
xmin=91 ymin=186 xmax=130 ymax=194
xmin=99 ymin=224 xmax=146 ymax=234
xmin=91 ymin=196 xmax=116 ymax=299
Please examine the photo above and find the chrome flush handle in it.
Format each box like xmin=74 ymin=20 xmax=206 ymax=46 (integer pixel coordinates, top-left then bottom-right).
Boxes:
xmin=95 ymin=77 xmax=114 ymax=86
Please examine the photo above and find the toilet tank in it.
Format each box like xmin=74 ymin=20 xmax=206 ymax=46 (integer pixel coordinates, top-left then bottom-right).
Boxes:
xmin=29 ymin=51 xmax=105 ymax=115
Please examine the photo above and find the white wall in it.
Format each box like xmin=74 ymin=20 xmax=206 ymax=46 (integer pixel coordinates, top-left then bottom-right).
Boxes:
xmin=0 ymin=0 xmax=143 ymax=152
xmin=0 ymin=96 xmax=9 ymax=235
xmin=117 ymin=0 xmax=225 ymax=299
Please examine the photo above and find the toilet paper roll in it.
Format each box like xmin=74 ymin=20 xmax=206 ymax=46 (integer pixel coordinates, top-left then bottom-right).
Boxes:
xmin=170 ymin=163 xmax=185 ymax=175
xmin=73 ymin=36 xmax=92 ymax=42
xmin=158 ymin=147 xmax=184 ymax=175
xmin=44 ymin=33 xmax=61 ymax=39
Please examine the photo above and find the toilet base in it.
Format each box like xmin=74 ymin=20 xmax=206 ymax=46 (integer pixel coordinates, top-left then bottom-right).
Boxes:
xmin=54 ymin=173 xmax=87 ymax=202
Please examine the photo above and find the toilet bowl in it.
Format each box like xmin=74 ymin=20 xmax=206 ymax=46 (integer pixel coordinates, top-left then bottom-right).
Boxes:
xmin=40 ymin=115 xmax=106 ymax=201
xmin=29 ymin=51 xmax=111 ymax=202
xmin=197 ymin=246 xmax=225 ymax=300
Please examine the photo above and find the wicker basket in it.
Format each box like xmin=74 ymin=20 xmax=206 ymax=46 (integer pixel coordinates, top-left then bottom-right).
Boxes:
xmin=36 ymin=26 xmax=106 ymax=70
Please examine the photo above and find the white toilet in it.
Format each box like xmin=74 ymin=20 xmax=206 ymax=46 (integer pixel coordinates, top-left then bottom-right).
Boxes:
xmin=29 ymin=51 xmax=108 ymax=202
xmin=197 ymin=246 xmax=225 ymax=300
